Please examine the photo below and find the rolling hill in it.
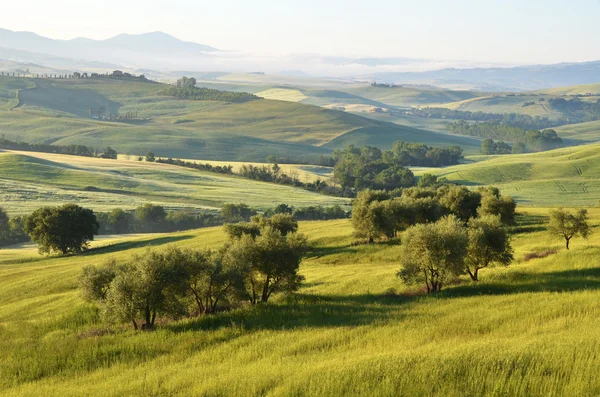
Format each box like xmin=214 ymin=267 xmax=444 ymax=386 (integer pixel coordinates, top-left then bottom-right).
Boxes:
xmin=0 ymin=76 xmax=484 ymax=160
xmin=0 ymin=151 xmax=349 ymax=215
xmin=415 ymin=143 xmax=600 ymax=206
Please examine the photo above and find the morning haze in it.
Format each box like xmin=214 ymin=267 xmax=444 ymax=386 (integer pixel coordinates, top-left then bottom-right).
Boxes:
xmin=0 ymin=1 xmax=600 ymax=396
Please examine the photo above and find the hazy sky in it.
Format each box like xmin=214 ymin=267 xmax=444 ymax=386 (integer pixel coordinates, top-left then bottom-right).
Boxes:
xmin=2 ymin=0 xmax=600 ymax=64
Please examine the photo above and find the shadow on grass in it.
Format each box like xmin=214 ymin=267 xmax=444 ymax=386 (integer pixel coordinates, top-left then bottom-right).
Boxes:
xmin=84 ymin=235 xmax=195 ymax=256
xmin=441 ymin=267 xmax=600 ymax=298
xmin=168 ymin=292 xmax=410 ymax=334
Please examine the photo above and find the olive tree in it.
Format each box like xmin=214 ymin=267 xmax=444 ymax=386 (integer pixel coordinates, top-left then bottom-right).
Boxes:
xmin=398 ymin=215 xmax=468 ymax=293
xmin=225 ymin=227 xmax=307 ymax=304
xmin=465 ymin=215 xmax=513 ymax=281
xmin=548 ymin=208 xmax=590 ymax=250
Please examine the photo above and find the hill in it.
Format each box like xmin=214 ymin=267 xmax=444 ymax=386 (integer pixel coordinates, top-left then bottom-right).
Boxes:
xmin=0 ymin=76 xmax=484 ymax=160
xmin=416 ymin=143 xmax=600 ymax=206
xmin=0 ymin=151 xmax=349 ymax=215
xmin=2 ymin=211 xmax=600 ymax=395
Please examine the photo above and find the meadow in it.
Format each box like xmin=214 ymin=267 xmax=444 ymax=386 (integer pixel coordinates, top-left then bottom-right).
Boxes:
xmin=0 ymin=76 xmax=482 ymax=162
xmin=1 ymin=208 xmax=600 ymax=396
xmin=414 ymin=142 xmax=600 ymax=206
xmin=0 ymin=151 xmax=349 ymax=215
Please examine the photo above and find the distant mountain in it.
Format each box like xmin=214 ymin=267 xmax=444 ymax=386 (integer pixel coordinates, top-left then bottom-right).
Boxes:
xmin=0 ymin=28 xmax=218 ymax=69
xmin=360 ymin=61 xmax=600 ymax=91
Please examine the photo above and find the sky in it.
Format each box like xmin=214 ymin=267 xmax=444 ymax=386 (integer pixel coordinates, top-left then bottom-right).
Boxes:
xmin=2 ymin=0 xmax=600 ymax=65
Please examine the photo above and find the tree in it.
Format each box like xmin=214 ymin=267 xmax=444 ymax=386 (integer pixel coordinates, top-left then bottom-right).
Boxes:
xmin=107 ymin=209 xmax=134 ymax=234
xmin=225 ymin=228 xmax=307 ymax=304
xmin=24 ymin=204 xmax=99 ymax=255
xmin=437 ymin=186 xmax=481 ymax=222
xmin=548 ymin=208 xmax=590 ymax=249
xmin=135 ymin=204 xmax=167 ymax=232
xmin=145 ymin=152 xmax=156 ymax=162
xmin=103 ymin=247 xmax=188 ymax=330
xmin=223 ymin=222 xmax=262 ymax=240
xmin=253 ymin=213 xmax=298 ymax=236
xmin=351 ymin=189 xmax=390 ymax=242
xmin=465 ymin=215 xmax=513 ymax=281
xmin=0 ymin=207 xmax=9 ymax=241
xmin=418 ymin=173 xmax=438 ymax=188
xmin=398 ymin=216 xmax=468 ymax=293
xmin=478 ymin=189 xmax=517 ymax=225
xmin=221 ymin=203 xmax=256 ymax=223
xmin=100 ymin=147 xmax=118 ymax=159
xmin=182 ymin=249 xmax=246 ymax=315
xmin=481 ymin=138 xmax=495 ymax=155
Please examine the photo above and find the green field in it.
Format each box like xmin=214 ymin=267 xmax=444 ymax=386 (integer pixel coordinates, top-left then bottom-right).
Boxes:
xmin=0 ymin=76 xmax=485 ymax=161
xmin=415 ymin=143 xmax=600 ymax=206
xmin=2 ymin=209 xmax=600 ymax=396
xmin=0 ymin=151 xmax=349 ymax=215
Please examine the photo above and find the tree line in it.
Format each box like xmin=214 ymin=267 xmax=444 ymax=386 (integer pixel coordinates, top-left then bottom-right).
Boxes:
xmin=0 ymin=137 xmax=118 ymax=159
xmin=332 ymin=141 xmax=463 ymax=193
xmin=0 ymin=202 xmax=349 ymax=249
xmin=352 ymin=185 xmax=516 ymax=244
xmin=406 ymin=107 xmax=567 ymax=130
xmin=158 ymin=77 xmax=260 ymax=103
xmin=548 ymin=98 xmax=600 ymax=123
xmin=448 ymin=121 xmax=563 ymax=152
xmin=80 ymin=216 xmax=307 ymax=330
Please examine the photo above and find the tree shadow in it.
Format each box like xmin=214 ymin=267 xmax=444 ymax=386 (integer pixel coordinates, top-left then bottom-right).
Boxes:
xmin=440 ymin=267 xmax=600 ymax=298
xmin=83 ymin=235 xmax=195 ymax=256
xmin=168 ymin=293 xmax=410 ymax=334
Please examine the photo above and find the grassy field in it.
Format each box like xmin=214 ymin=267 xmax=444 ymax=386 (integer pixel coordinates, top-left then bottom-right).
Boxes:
xmin=414 ymin=143 xmax=600 ymax=206
xmin=0 ymin=76 xmax=485 ymax=161
xmin=1 ymin=208 xmax=600 ymax=396
xmin=554 ymin=120 xmax=600 ymax=143
xmin=0 ymin=151 xmax=349 ymax=215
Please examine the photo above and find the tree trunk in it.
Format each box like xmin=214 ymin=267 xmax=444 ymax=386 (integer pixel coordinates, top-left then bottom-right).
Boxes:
xmin=132 ymin=320 xmax=138 ymax=331
xmin=261 ymin=276 xmax=271 ymax=303
xmin=566 ymin=238 xmax=570 ymax=250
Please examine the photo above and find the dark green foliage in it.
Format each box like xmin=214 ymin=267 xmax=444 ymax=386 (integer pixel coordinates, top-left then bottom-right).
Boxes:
xmin=158 ymin=83 xmax=259 ymax=103
xmin=0 ymin=207 xmax=8 ymax=242
xmin=437 ymin=186 xmax=482 ymax=223
xmin=481 ymin=138 xmax=511 ymax=155
xmin=156 ymin=158 xmax=233 ymax=174
xmin=134 ymin=204 xmax=167 ymax=233
xmin=548 ymin=97 xmax=600 ymax=122
xmin=449 ymin=121 xmax=563 ymax=152
xmin=333 ymin=141 xmax=462 ymax=192
xmin=253 ymin=214 xmax=299 ymax=236
xmin=0 ymin=137 xmax=97 ymax=158
xmin=145 ymin=152 xmax=156 ymax=162
xmin=99 ymin=147 xmax=118 ymax=159
xmin=224 ymin=222 xmax=262 ymax=240
xmin=221 ymin=204 xmax=257 ymax=223
xmin=24 ymin=204 xmax=99 ymax=255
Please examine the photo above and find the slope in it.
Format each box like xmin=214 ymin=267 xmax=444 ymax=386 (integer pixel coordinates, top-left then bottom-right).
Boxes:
xmin=2 ymin=212 xmax=600 ymax=395
xmin=0 ymin=151 xmax=349 ymax=215
xmin=416 ymin=143 xmax=600 ymax=206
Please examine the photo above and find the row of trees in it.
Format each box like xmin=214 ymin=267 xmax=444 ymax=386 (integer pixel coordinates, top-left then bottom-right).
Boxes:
xmin=352 ymin=185 xmax=516 ymax=243
xmin=159 ymin=78 xmax=259 ymax=103
xmin=0 ymin=137 xmax=117 ymax=159
xmin=480 ymin=138 xmax=525 ymax=155
xmin=548 ymin=98 xmax=600 ymax=123
xmin=406 ymin=107 xmax=567 ymax=130
xmin=448 ymin=121 xmax=563 ymax=152
xmin=80 ymin=218 xmax=308 ymax=330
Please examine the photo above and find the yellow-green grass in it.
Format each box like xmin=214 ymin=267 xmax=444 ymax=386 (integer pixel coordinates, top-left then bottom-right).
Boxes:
xmin=437 ymin=94 xmax=565 ymax=118
xmin=2 ymin=209 xmax=600 ymax=396
xmin=341 ymin=85 xmax=488 ymax=107
xmin=555 ymin=120 xmax=600 ymax=142
xmin=256 ymin=88 xmax=308 ymax=102
xmin=534 ymin=83 xmax=600 ymax=96
xmin=0 ymin=151 xmax=349 ymax=215
xmin=414 ymin=143 xmax=600 ymax=206
xmin=157 ymin=157 xmax=334 ymax=183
